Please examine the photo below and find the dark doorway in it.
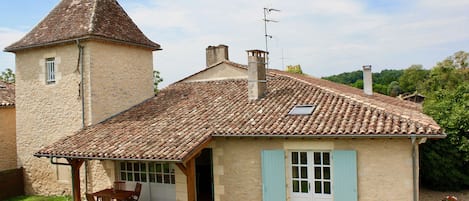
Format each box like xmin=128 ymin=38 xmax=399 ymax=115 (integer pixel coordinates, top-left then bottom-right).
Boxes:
xmin=196 ymin=148 xmax=214 ymax=201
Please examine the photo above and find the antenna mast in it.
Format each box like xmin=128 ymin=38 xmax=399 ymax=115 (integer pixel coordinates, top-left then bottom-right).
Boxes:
xmin=263 ymin=7 xmax=280 ymax=68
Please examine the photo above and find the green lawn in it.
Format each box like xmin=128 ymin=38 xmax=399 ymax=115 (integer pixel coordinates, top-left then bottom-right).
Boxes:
xmin=5 ymin=196 xmax=71 ymax=201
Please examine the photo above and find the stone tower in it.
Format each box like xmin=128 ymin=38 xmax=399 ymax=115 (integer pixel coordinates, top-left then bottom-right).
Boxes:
xmin=4 ymin=0 xmax=160 ymax=195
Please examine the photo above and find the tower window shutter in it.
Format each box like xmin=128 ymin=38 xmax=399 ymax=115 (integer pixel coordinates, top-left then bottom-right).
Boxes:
xmin=332 ymin=150 xmax=358 ymax=201
xmin=261 ymin=150 xmax=286 ymax=201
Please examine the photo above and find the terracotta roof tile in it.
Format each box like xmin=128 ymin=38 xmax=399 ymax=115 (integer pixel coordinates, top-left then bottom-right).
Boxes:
xmin=5 ymin=0 xmax=160 ymax=52
xmin=35 ymin=71 xmax=443 ymax=161
xmin=0 ymin=81 xmax=15 ymax=107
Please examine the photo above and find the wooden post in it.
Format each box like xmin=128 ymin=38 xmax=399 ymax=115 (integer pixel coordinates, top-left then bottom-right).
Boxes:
xmin=67 ymin=159 xmax=84 ymax=201
xmin=176 ymin=159 xmax=196 ymax=201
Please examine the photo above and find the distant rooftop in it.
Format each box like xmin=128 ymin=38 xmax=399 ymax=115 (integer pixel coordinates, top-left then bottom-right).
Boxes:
xmin=0 ymin=81 xmax=15 ymax=107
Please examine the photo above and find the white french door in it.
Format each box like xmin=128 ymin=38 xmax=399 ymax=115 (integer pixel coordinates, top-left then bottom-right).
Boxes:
xmin=290 ymin=151 xmax=333 ymax=201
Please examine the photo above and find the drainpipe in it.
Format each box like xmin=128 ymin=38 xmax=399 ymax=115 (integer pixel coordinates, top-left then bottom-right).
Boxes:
xmin=76 ymin=40 xmax=85 ymax=128
xmin=411 ymin=135 xmax=417 ymax=201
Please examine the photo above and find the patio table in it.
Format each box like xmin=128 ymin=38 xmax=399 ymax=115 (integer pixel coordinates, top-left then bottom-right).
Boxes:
xmin=92 ymin=188 xmax=134 ymax=201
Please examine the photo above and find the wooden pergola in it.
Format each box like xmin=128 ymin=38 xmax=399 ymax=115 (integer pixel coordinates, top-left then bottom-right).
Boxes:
xmin=58 ymin=139 xmax=211 ymax=201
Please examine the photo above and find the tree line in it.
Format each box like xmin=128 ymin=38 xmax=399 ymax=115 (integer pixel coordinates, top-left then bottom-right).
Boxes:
xmin=323 ymin=51 xmax=469 ymax=190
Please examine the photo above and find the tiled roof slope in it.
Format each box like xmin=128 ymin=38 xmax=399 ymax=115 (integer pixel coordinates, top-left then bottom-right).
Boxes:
xmin=35 ymin=71 xmax=443 ymax=161
xmin=0 ymin=81 xmax=15 ymax=107
xmin=5 ymin=0 xmax=160 ymax=52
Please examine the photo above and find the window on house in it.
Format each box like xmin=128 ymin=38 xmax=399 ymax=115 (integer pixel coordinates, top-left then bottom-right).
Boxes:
xmin=119 ymin=161 xmax=175 ymax=184
xmin=288 ymin=105 xmax=316 ymax=115
xmin=291 ymin=151 xmax=332 ymax=196
xmin=45 ymin=58 xmax=55 ymax=84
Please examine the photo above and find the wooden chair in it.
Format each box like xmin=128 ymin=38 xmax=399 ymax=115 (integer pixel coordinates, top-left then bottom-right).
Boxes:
xmin=86 ymin=193 xmax=96 ymax=201
xmin=127 ymin=183 xmax=142 ymax=201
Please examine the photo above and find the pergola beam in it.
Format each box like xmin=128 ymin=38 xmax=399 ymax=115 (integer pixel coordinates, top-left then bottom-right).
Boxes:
xmin=67 ymin=158 xmax=84 ymax=201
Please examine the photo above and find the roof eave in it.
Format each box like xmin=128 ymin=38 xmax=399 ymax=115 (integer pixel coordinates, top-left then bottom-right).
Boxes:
xmin=4 ymin=35 xmax=161 ymax=53
xmin=211 ymin=133 xmax=446 ymax=139
xmin=33 ymin=153 xmax=182 ymax=163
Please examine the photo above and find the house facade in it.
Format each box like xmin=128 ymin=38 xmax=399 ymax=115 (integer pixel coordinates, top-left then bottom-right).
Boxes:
xmin=0 ymin=81 xmax=16 ymax=171
xmin=35 ymin=47 xmax=443 ymax=201
xmin=5 ymin=0 xmax=160 ymax=196
xmin=6 ymin=1 xmax=443 ymax=201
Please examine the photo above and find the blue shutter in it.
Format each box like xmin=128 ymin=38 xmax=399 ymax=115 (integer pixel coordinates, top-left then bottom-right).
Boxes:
xmin=261 ymin=150 xmax=286 ymax=201
xmin=333 ymin=150 xmax=358 ymax=201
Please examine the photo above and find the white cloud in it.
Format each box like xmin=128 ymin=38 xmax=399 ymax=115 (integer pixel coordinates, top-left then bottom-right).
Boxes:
xmin=0 ymin=28 xmax=25 ymax=71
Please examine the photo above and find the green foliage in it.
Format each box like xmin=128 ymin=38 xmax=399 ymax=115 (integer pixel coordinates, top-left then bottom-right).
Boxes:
xmin=323 ymin=69 xmax=404 ymax=96
xmin=420 ymin=51 xmax=469 ymax=190
xmin=286 ymin=65 xmax=304 ymax=74
xmin=0 ymin=68 xmax=15 ymax=83
xmin=5 ymin=195 xmax=71 ymax=201
xmin=398 ymin=65 xmax=429 ymax=93
xmin=322 ymin=70 xmax=362 ymax=85
xmin=153 ymin=70 xmax=163 ymax=94
xmin=387 ymin=81 xmax=401 ymax=97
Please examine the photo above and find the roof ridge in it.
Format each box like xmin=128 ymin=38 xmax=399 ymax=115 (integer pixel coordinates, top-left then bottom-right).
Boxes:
xmin=88 ymin=0 xmax=98 ymax=33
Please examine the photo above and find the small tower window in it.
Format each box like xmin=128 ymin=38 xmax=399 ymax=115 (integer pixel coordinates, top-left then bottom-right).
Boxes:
xmin=46 ymin=58 xmax=55 ymax=84
xmin=288 ymin=105 xmax=316 ymax=115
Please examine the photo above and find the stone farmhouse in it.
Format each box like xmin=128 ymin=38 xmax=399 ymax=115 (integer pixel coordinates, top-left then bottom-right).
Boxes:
xmin=4 ymin=0 xmax=444 ymax=201
xmin=0 ymin=80 xmax=16 ymax=171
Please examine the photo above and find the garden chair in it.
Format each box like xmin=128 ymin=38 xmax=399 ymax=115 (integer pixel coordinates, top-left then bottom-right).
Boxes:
xmin=126 ymin=183 xmax=142 ymax=201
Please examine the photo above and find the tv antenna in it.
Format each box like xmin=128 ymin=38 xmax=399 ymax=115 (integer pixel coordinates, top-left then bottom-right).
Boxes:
xmin=263 ymin=7 xmax=280 ymax=68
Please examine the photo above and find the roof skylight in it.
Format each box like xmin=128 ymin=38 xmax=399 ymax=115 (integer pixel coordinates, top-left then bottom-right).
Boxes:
xmin=288 ymin=105 xmax=316 ymax=115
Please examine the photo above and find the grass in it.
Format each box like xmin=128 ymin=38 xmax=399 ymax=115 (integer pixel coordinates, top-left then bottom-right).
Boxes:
xmin=5 ymin=195 xmax=71 ymax=201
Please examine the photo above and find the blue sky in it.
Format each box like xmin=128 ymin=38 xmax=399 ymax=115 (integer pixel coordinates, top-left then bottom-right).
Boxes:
xmin=1 ymin=0 xmax=468 ymax=87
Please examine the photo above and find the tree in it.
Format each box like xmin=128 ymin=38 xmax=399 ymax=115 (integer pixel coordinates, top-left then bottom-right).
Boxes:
xmin=387 ymin=81 xmax=401 ymax=97
xmin=286 ymin=65 xmax=304 ymax=74
xmin=398 ymin=65 xmax=429 ymax=93
xmin=420 ymin=51 xmax=469 ymax=190
xmin=0 ymin=68 xmax=15 ymax=83
xmin=153 ymin=70 xmax=163 ymax=94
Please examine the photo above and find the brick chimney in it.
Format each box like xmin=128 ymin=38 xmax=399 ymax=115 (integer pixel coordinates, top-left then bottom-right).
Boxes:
xmin=206 ymin=44 xmax=229 ymax=67
xmin=247 ymin=50 xmax=267 ymax=100
xmin=363 ymin=65 xmax=373 ymax=95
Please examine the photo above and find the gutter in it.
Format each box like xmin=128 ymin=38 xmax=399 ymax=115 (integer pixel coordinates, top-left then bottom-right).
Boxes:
xmin=211 ymin=133 xmax=446 ymax=139
xmin=76 ymin=40 xmax=85 ymax=128
xmin=34 ymin=153 xmax=182 ymax=163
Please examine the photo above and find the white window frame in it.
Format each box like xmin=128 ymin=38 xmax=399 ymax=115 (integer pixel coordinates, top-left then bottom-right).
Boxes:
xmin=119 ymin=161 xmax=175 ymax=185
xmin=289 ymin=150 xmax=333 ymax=200
xmin=45 ymin=58 xmax=56 ymax=84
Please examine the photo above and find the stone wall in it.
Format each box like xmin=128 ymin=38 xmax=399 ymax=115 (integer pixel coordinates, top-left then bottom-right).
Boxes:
xmin=183 ymin=63 xmax=247 ymax=83
xmin=14 ymin=40 xmax=155 ymax=196
xmin=209 ymin=137 xmax=416 ymax=201
xmin=0 ymin=107 xmax=16 ymax=171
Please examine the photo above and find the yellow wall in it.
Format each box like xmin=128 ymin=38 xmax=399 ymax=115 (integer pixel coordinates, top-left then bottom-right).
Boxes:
xmin=14 ymin=40 xmax=155 ymax=195
xmin=183 ymin=63 xmax=247 ymax=83
xmin=0 ymin=107 xmax=16 ymax=171
xmin=206 ymin=138 xmax=415 ymax=201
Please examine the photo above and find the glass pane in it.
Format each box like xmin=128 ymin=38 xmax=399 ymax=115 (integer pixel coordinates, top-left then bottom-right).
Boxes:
xmin=293 ymin=180 xmax=299 ymax=192
xmin=315 ymin=181 xmax=322 ymax=193
xmin=141 ymin=173 xmax=147 ymax=182
xmin=156 ymin=164 xmax=162 ymax=173
xmin=323 ymin=152 xmax=330 ymax=165
xmin=120 ymin=163 xmax=125 ymax=171
xmin=164 ymin=175 xmax=170 ymax=184
xmin=149 ymin=163 xmax=155 ymax=172
xmin=300 ymin=152 xmax=307 ymax=164
xmin=120 ymin=172 xmax=126 ymax=181
xmin=301 ymin=181 xmax=308 ymax=193
xmin=149 ymin=174 xmax=155 ymax=183
xmin=315 ymin=167 xmax=321 ymax=179
xmin=127 ymin=162 xmax=132 ymax=171
xmin=134 ymin=163 xmax=140 ymax=171
xmin=141 ymin=163 xmax=147 ymax=172
xmin=127 ymin=173 xmax=133 ymax=181
xmin=291 ymin=152 xmax=298 ymax=164
xmin=156 ymin=174 xmax=163 ymax=183
xmin=292 ymin=167 xmax=299 ymax=178
xmin=324 ymin=167 xmax=330 ymax=179
xmin=171 ymin=175 xmax=175 ymax=184
xmin=301 ymin=167 xmax=308 ymax=179
xmin=163 ymin=164 xmax=170 ymax=173
xmin=314 ymin=152 xmax=321 ymax=165
xmin=324 ymin=182 xmax=331 ymax=194
xmin=134 ymin=173 xmax=140 ymax=182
